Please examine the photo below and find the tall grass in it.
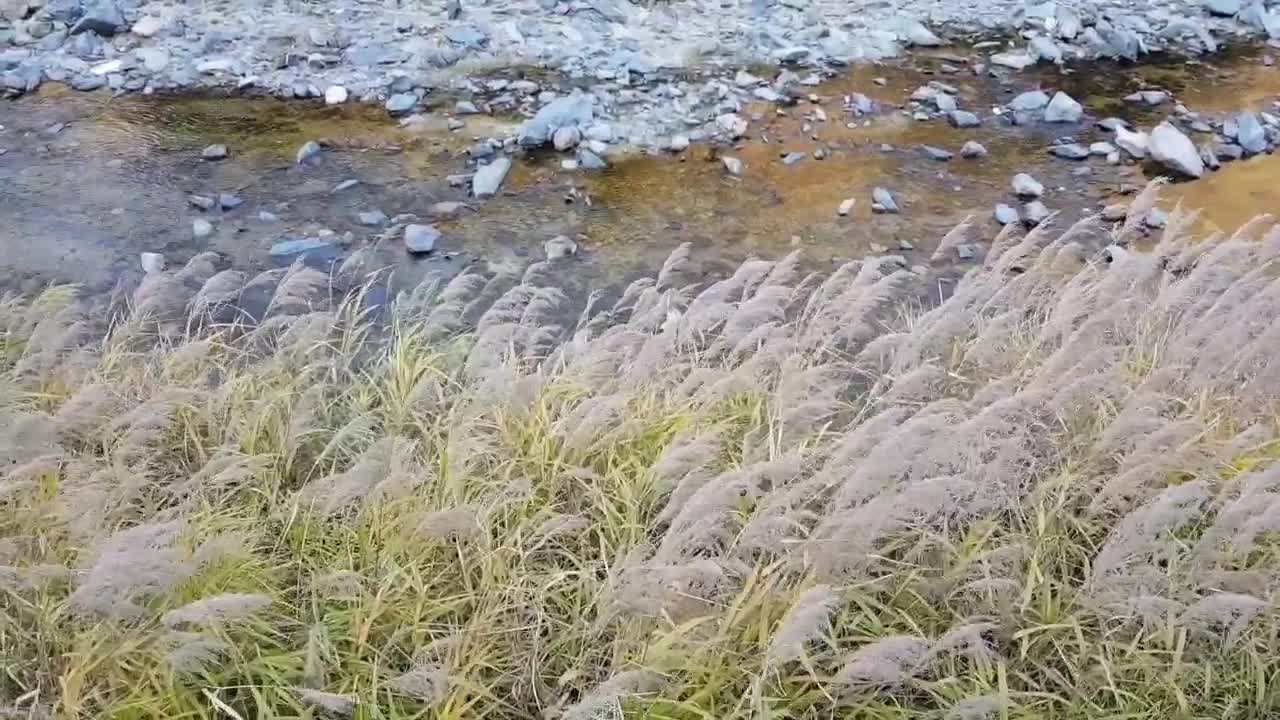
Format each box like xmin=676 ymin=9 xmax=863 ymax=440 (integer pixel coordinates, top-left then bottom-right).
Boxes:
xmin=2 ymin=189 xmax=1280 ymax=719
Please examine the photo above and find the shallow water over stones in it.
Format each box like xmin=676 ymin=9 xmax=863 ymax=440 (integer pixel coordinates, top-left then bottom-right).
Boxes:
xmin=1 ymin=48 xmax=1279 ymax=300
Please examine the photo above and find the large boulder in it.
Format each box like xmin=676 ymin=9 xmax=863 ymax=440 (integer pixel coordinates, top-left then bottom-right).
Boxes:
xmin=517 ymin=93 xmax=594 ymax=147
xmin=1149 ymin=122 xmax=1205 ymax=178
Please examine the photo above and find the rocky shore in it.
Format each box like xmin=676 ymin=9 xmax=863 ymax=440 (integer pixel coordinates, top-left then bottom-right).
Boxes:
xmin=4 ymin=0 xmax=1280 ymax=148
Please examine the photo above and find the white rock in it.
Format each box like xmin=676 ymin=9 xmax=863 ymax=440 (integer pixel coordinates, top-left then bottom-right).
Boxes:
xmin=722 ymin=156 xmax=744 ymax=175
xmin=1114 ymin=126 xmax=1149 ymax=158
xmin=1149 ymin=121 xmax=1204 ymax=178
xmin=132 ymin=15 xmax=163 ymax=37
xmin=544 ymin=235 xmax=578 ymax=260
xmin=991 ymin=52 xmax=1036 ymax=70
xmin=90 ymin=60 xmax=122 ymax=76
xmin=553 ymin=126 xmax=581 ymax=151
xmin=837 ymin=198 xmax=856 ymax=216
xmin=715 ymin=113 xmax=748 ymax=139
xmin=192 ymin=219 xmax=213 ymax=239
xmin=296 ymin=140 xmax=322 ymax=165
xmin=669 ymin=134 xmax=690 ymax=152
xmin=1043 ymin=91 xmax=1083 ymax=123
xmin=140 ymin=252 xmax=165 ymax=274
xmin=404 ymin=224 xmax=440 ymax=253
xmin=472 ymin=157 xmax=512 ymax=197
xmin=324 ymin=85 xmax=348 ymax=105
xmin=1012 ymin=172 xmax=1044 ymax=198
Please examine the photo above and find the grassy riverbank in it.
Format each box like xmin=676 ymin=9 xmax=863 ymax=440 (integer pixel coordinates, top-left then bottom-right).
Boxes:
xmin=3 ymin=189 xmax=1279 ymax=719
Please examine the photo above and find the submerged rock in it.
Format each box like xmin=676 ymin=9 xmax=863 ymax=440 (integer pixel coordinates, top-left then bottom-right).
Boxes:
xmin=296 ymin=140 xmax=322 ymax=165
xmin=921 ymin=144 xmax=953 ymax=161
xmin=872 ymin=187 xmax=899 ymax=213
xmin=960 ymin=140 xmax=988 ymax=158
xmin=1048 ymin=143 xmax=1090 ymax=160
xmin=404 ymin=224 xmax=440 ymax=253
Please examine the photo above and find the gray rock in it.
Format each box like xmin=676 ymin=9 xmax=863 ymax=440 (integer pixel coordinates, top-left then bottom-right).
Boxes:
xmin=1009 ymin=90 xmax=1050 ymax=112
xmin=722 ymin=156 xmax=744 ymax=175
xmin=1200 ymin=144 xmax=1221 ymax=170
xmin=1049 ymin=143 xmax=1090 ymax=160
xmin=994 ymin=203 xmax=1019 ymax=225
xmin=1024 ymin=200 xmax=1050 ymax=227
xmin=577 ymin=148 xmax=607 ymax=170
xmin=545 ymin=234 xmax=578 ymax=260
xmin=1098 ymin=117 xmax=1130 ymax=132
xmin=325 ymin=86 xmax=348 ymax=105
xmin=1216 ymin=142 xmax=1244 ymax=161
xmin=1029 ymin=36 xmax=1063 ymax=64
xmin=1203 ymin=0 xmax=1240 ymax=16
xmin=753 ymin=86 xmax=783 ymax=103
xmin=347 ymin=45 xmax=405 ymax=66
xmin=131 ymin=15 xmax=163 ymax=37
xmin=1125 ymin=90 xmax=1168 ymax=106
xmin=404 ymin=224 xmax=440 ymax=253
xmin=960 ymin=140 xmax=988 ymax=158
xmin=202 ymin=144 xmax=228 ymax=161
xmin=715 ymin=112 xmax=749 ymax=139
xmin=1149 ymin=121 xmax=1205 ymax=178
xmin=519 ymin=93 xmax=594 ymax=147
xmin=428 ymin=201 xmax=467 ymax=218
xmin=444 ymin=25 xmax=487 ymax=49
xmin=189 ymin=194 xmax=216 ymax=211
xmin=552 ymin=126 xmax=581 ymax=151
xmin=956 ymin=244 xmax=977 ymax=260
xmin=136 ymin=47 xmax=169 ymax=72
xmin=781 ymin=151 xmax=806 ymax=165
xmin=258 ymin=211 xmax=280 ymax=222
xmin=991 ymin=51 xmax=1036 ymax=70
xmin=872 ymin=187 xmax=899 ymax=213
xmin=1012 ymin=172 xmax=1044 ymax=198
xmin=70 ymin=0 xmax=124 ymax=36
xmin=1043 ymin=91 xmax=1083 ymax=123
xmin=218 ymin=193 xmax=242 ymax=210
xmin=332 ymin=179 xmax=359 ymax=193
xmin=455 ymin=100 xmax=479 ymax=115
xmin=385 ymin=93 xmax=416 ymax=115
xmin=1090 ymin=141 xmax=1117 ymax=156
xmin=933 ymin=93 xmax=957 ymax=113
xmin=357 ymin=210 xmax=387 ymax=226
xmin=921 ymin=145 xmax=953 ymax=161
xmin=270 ymin=237 xmax=334 ymax=260
xmin=192 ymin=219 xmax=213 ymax=239
xmin=1145 ymin=207 xmax=1168 ymax=229
xmin=585 ymin=123 xmax=613 ymax=142
xmin=140 ymin=252 xmax=165 ymax=274
xmin=1057 ymin=5 xmax=1083 ymax=38
xmin=669 ymin=134 xmax=690 ymax=152
xmin=1236 ymin=112 xmax=1267 ymax=155
xmin=949 ymin=110 xmax=980 ymax=128
xmin=903 ymin=20 xmax=944 ymax=46
xmin=472 ymin=157 xmax=512 ymax=197
xmin=1114 ymin=127 xmax=1149 ymax=158
xmin=296 ymin=140 xmax=322 ymax=165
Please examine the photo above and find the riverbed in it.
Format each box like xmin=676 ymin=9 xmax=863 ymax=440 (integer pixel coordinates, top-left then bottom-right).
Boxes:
xmin=1 ymin=46 xmax=1278 ymax=301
